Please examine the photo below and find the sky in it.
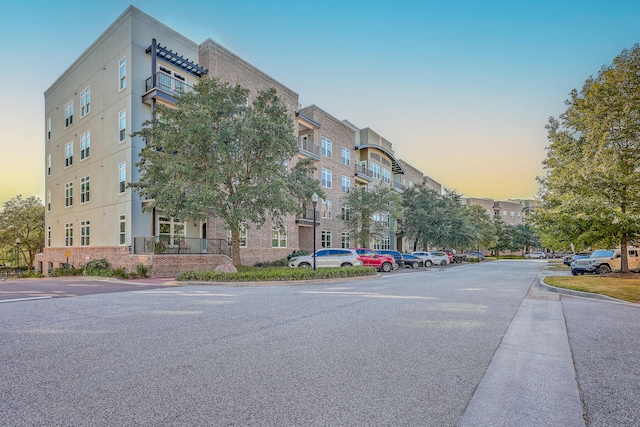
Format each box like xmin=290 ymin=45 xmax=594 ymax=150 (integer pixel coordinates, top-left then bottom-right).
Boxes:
xmin=2 ymin=0 xmax=640 ymax=205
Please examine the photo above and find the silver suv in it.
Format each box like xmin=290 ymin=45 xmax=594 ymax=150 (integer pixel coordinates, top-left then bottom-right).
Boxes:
xmin=289 ymin=248 xmax=363 ymax=268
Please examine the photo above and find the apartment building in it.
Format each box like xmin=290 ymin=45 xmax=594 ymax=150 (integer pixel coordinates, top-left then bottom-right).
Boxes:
xmin=39 ymin=6 xmax=436 ymax=275
xmin=464 ymin=198 xmax=536 ymax=226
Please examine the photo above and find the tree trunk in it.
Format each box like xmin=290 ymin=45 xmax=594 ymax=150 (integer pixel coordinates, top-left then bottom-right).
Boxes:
xmin=621 ymin=233 xmax=629 ymax=274
xmin=230 ymin=229 xmax=241 ymax=266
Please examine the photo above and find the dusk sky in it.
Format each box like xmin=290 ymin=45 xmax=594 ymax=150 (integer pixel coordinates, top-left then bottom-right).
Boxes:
xmin=2 ymin=0 xmax=640 ymax=204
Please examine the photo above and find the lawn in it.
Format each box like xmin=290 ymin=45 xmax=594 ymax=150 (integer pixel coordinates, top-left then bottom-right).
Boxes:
xmin=544 ymin=275 xmax=640 ymax=303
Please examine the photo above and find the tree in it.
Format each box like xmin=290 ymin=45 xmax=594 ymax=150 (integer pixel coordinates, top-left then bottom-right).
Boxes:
xmin=465 ymin=203 xmax=497 ymax=251
xmin=340 ymin=184 xmax=402 ymax=248
xmin=0 ymin=195 xmax=45 ymax=270
xmin=131 ymin=77 xmax=321 ymax=266
xmin=532 ymin=44 xmax=640 ymax=272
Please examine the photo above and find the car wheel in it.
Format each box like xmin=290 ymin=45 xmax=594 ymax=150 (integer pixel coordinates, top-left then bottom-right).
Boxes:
xmin=598 ymin=265 xmax=611 ymax=274
xmin=393 ymin=262 xmax=399 ymax=270
xmin=571 ymin=270 xmax=577 ymax=276
xmin=411 ymin=261 xmax=419 ymax=269
xmin=440 ymin=260 xmax=447 ymax=266
xmin=425 ymin=260 xmax=433 ymax=267
xmin=298 ymin=262 xmax=311 ymax=268
xmin=340 ymin=262 xmax=352 ymax=267
xmin=381 ymin=262 xmax=392 ymax=272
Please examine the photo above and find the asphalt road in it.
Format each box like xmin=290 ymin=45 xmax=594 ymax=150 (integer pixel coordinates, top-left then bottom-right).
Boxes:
xmin=1 ymin=261 xmax=638 ymax=426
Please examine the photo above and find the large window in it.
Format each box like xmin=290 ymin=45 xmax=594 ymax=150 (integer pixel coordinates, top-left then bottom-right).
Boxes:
xmin=158 ymin=216 xmax=185 ymax=245
xmin=80 ymin=132 xmax=90 ymax=160
xmin=321 ymin=168 xmax=332 ymax=188
xmin=321 ymin=137 xmax=332 ymax=158
xmin=119 ymin=110 xmax=126 ymax=142
xmin=321 ymin=231 xmax=332 ymax=248
xmin=65 ymin=141 xmax=73 ymax=167
xmin=341 ymin=147 xmax=350 ymax=166
xmin=373 ymin=236 xmax=391 ymax=250
xmin=341 ymin=204 xmax=350 ymax=221
xmin=382 ymin=167 xmax=391 ymax=184
xmin=341 ymin=232 xmax=350 ymax=249
xmin=65 ymin=100 xmax=74 ymax=127
xmin=371 ymin=163 xmax=380 ymax=180
xmin=80 ymin=176 xmax=90 ymax=203
xmin=271 ymin=227 xmax=287 ymax=248
xmin=65 ymin=182 xmax=73 ymax=207
xmin=322 ymin=199 xmax=332 ymax=219
xmin=119 ymin=57 xmax=126 ymax=90
xmin=119 ymin=215 xmax=126 ymax=245
xmin=341 ymin=176 xmax=350 ymax=193
xmin=80 ymin=87 xmax=90 ymax=117
xmin=119 ymin=162 xmax=126 ymax=193
xmin=227 ymin=224 xmax=247 ymax=247
xmin=80 ymin=221 xmax=90 ymax=246
xmin=65 ymin=223 xmax=73 ymax=246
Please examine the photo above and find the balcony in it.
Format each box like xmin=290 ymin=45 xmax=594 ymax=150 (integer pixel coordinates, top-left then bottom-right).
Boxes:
xmin=354 ymin=163 xmax=374 ymax=182
xmin=295 ymin=208 xmax=320 ymax=226
xmin=142 ymin=73 xmax=194 ymax=106
xmin=133 ymin=236 xmax=230 ymax=256
xmin=298 ymin=138 xmax=321 ymax=161
xmin=392 ymin=181 xmax=405 ymax=193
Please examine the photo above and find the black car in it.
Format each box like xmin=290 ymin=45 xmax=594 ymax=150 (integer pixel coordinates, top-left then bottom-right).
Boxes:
xmin=376 ymin=250 xmax=404 ymax=269
xmin=401 ymin=253 xmax=424 ymax=268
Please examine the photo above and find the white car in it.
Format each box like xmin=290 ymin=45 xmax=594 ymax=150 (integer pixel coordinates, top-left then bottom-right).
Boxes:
xmin=525 ymin=251 xmax=547 ymax=259
xmin=289 ymin=248 xmax=363 ymax=268
xmin=412 ymin=251 xmax=450 ymax=267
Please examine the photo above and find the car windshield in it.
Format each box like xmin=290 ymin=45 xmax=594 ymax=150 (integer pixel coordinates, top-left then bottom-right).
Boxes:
xmin=591 ymin=250 xmax=614 ymax=258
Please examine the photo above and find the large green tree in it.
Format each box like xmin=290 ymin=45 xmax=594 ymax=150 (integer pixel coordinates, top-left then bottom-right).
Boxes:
xmin=532 ymin=44 xmax=640 ymax=272
xmin=132 ymin=77 xmax=320 ymax=266
xmin=0 ymin=195 xmax=45 ymax=270
xmin=465 ymin=203 xmax=497 ymax=251
xmin=340 ymin=184 xmax=402 ymax=248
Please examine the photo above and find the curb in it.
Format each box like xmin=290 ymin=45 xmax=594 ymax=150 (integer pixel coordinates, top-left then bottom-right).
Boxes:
xmin=539 ymin=276 xmax=639 ymax=306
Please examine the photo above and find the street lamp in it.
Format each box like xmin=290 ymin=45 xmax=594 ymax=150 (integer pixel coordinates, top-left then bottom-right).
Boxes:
xmin=15 ymin=238 xmax=20 ymax=274
xmin=311 ymin=192 xmax=318 ymax=271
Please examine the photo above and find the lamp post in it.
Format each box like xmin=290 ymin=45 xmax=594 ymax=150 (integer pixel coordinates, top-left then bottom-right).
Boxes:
xmin=15 ymin=238 xmax=20 ymax=274
xmin=311 ymin=192 xmax=318 ymax=271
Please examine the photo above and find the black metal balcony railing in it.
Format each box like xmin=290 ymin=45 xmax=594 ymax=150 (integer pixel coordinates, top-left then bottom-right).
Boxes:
xmin=145 ymin=73 xmax=194 ymax=97
xmin=354 ymin=163 xmax=374 ymax=178
xmin=298 ymin=138 xmax=321 ymax=160
xmin=295 ymin=208 xmax=320 ymax=224
xmin=133 ymin=236 xmax=231 ymax=257
xmin=393 ymin=181 xmax=406 ymax=192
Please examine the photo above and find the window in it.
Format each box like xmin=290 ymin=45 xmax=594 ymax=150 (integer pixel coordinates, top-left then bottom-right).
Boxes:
xmin=119 ymin=162 xmax=126 ymax=193
xmin=159 ymin=71 xmax=171 ymax=92
xmin=119 ymin=110 xmax=126 ymax=142
xmin=80 ymin=132 xmax=90 ymax=159
xmin=80 ymin=87 xmax=90 ymax=116
xmin=341 ymin=147 xmax=350 ymax=166
xmin=341 ymin=205 xmax=350 ymax=221
xmin=227 ymin=224 xmax=248 ymax=247
xmin=341 ymin=176 xmax=350 ymax=193
xmin=65 ymin=101 xmax=74 ymax=127
xmin=80 ymin=176 xmax=90 ymax=203
xmin=321 ymin=168 xmax=332 ymax=188
xmin=65 ymin=223 xmax=73 ymax=246
xmin=371 ymin=163 xmax=380 ymax=180
xmin=47 ymin=117 xmax=51 ymax=141
xmin=321 ymin=231 xmax=332 ymax=248
xmin=322 ymin=199 xmax=332 ymax=219
xmin=65 ymin=182 xmax=73 ymax=207
xmin=80 ymin=221 xmax=90 ymax=246
xmin=158 ymin=216 xmax=185 ymax=245
xmin=47 ymin=154 xmax=51 ymax=176
xmin=373 ymin=236 xmax=391 ymax=250
xmin=341 ymin=232 xmax=350 ymax=248
xmin=272 ymin=227 xmax=287 ymax=248
xmin=47 ymin=190 xmax=51 ymax=212
xmin=382 ymin=168 xmax=391 ymax=184
xmin=119 ymin=57 xmax=126 ymax=90
xmin=65 ymin=141 xmax=73 ymax=167
xmin=47 ymin=227 xmax=51 ymax=247
xmin=321 ymin=137 xmax=332 ymax=158
xmin=119 ymin=215 xmax=126 ymax=245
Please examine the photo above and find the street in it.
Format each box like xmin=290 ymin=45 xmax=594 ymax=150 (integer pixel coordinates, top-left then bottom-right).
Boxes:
xmin=1 ymin=261 xmax=638 ymax=426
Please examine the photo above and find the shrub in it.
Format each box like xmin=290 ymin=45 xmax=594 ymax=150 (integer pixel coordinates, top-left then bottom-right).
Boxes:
xmin=136 ymin=263 xmax=149 ymax=278
xmin=177 ymin=266 xmax=376 ymax=282
xmin=18 ymin=270 xmax=44 ymax=278
xmin=287 ymin=249 xmax=309 ymax=260
xmin=49 ymin=266 xmax=84 ymax=277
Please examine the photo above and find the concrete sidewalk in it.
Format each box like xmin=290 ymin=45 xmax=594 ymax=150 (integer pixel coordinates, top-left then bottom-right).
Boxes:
xmin=459 ymin=283 xmax=585 ymax=426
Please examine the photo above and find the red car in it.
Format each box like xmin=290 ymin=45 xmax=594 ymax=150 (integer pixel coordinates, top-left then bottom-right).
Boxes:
xmin=353 ymin=248 xmax=395 ymax=272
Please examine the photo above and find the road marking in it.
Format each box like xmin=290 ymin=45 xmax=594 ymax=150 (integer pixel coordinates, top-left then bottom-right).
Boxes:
xmin=0 ymin=296 xmax=53 ymax=303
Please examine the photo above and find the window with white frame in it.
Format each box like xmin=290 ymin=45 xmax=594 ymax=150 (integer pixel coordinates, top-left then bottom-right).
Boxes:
xmin=271 ymin=227 xmax=287 ymax=248
xmin=341 ymin=204 xmax=350 ymax=221
xmin=373 ymin=236 xmax=391 ymax=250
xmin=47 ymin=227 xmax=51 ymax=247
xmin=65 ymin=182 xmax=73 ymax=207
xmin=321 ymin=230 xmax=331 ymax=248
xmin=47 ymin=154 xmax=51 ymax=176
xmin=80 ymin=176 xmax=90 ymax=203
xmin=371 ymin=163 xmax=380 ymax=180
xmin=158 ymin=216 xmax=185 ymax=245
xmin=322 ymin=199 xmax=332 ymax=219
xmin=382 ymin=167 xmax=391 ymax=184
xmin=47 ymin=117 xmax=51 ymax=140
xmin=65 ymin=141 xmax=73 ymax=167
xmin=227 ymin=224 xmax=247 ymax=247
xmin=80 ymin=87 xmax=90 ymax=116
xmin=321 ymin=137 xmax=332 ymax=158
xmin=80 ymin=221 xmax=90 ymax=246
xmin=341 ymin=176 xmax=350 ymax=193
xmin=80 ymin=132 xmax=90 ymax=159
xmin=321 ymin=168 xmax=332 ymax=188
xmin=65 ymin=223 xmax=73 ymax=246
xmin=65 ymin=100 xmax=74 ymax=127
xmin=341 ymin=147 xmax=350 ymax=166
xmin=119 ymin=215 xmax=126 ymax=245
xmin=119 ymin=57 xmax=126 ymax=90
xmin=119 ymin=110 xmax=126 ymax=142
xmin=47 ymin=190 xmax=51 ymax=212
xmin=119 ymin=162 xmax=126 ymax=193
xmin=341 ymin=232 xmax=350 ymax=248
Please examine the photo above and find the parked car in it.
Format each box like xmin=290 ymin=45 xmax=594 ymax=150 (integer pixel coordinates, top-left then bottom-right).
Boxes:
xmin=525 ymin=251 xmax=547 ymax=259
xmin=353 ymin=248 xmax=395 ymax=272
xmin=466 ymin=251 xmax=485 ymax=261
xmin=376 ymin=250 xmax=405 ymax=269
xmin=442 ymin=250 xmax=454 ymax=264
xmin=289 ymin=248 xmax=362 ymax=268
xmin=572 ymin=248 xmax=640 ymax=275
xmin=412 ymin=251 xmax=450 ymax=267
xmin=401 ymin=253 xmax=424 ymax=268
xmin=563 ymin=252 xmax=592 ymax=266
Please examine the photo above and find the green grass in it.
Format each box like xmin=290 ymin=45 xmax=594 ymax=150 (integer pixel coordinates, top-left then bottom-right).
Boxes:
xmin=544 ymin=275 xmax=640 ymax=303
xmin=177 ymin=266 xmax=377 ymax=282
